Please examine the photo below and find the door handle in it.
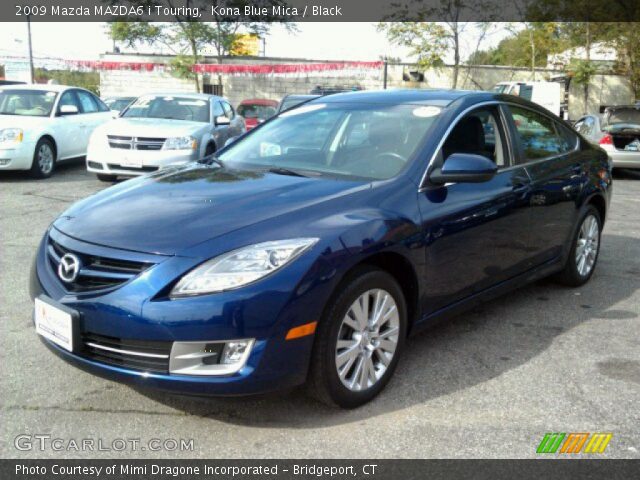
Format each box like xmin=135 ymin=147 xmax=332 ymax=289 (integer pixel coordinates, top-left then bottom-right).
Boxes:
xmin=512 ymin=182 xmax=530 ymax=194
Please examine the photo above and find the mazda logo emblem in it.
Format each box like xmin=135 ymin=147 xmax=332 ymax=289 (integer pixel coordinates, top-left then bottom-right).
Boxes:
xmin=58 ymin=253 xmax=81 ymax=283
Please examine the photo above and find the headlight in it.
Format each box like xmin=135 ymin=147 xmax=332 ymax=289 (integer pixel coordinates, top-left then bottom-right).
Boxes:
xmin=170 ymin=238 xmax=319 ymax=297
xmin=162 ymin=136 xmax=197 ymax=150
xmin=0 ymin=128 xmax=23 ymax=145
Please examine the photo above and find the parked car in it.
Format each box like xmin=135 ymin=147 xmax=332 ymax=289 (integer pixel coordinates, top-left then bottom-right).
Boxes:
xmin=102 ymin=96 xmax=136 ymax=116
xmin=86 ymin=93 xmax=245 ymax=181
xmin=237 ymin=98 xmax=278 ymax=130
xmin=276 ymin=94 xmax=320 ymax=113
xmin=574 ymin=106 xmax=640 ymax=169
xmin=32 ymin=90 xmax=611 ymax=408
xmin=0 ymin=84 xmax=112 ymax=178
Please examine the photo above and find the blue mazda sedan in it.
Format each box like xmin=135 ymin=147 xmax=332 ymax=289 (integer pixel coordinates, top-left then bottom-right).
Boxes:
xmin=31 ymin=90 xmax=612 ymax=408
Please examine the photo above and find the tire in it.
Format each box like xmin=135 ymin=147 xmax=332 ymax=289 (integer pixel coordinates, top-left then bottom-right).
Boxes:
xmin=554 ymin=205 xmax=602 ymax=287
xmin=29 ymin=138 xmax=56 ymax=179
xmin=204 ymin=142 xmax=216 ymax=156
xmin=307 ymin=266 xmax=407 ymax=408
xmin=97 ymin=174 xmax=117 ymax=183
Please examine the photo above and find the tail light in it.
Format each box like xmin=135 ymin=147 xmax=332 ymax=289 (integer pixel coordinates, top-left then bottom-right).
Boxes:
xmin=599 ymin=134 xmax=613 ymax=145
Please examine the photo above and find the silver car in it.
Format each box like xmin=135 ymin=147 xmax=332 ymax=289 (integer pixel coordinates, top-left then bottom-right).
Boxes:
xmin=575 ymin=106 xmax=640 ymax=169
xmin=87 ymin=93 xmax=245 ymax=181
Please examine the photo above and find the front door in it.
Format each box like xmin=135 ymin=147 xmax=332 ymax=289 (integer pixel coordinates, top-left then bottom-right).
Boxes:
xmin=418 ymin=105 xmax=533 ymax=315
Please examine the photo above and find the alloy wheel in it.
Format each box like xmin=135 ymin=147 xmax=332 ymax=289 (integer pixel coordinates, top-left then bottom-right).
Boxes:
xmin=335 ymin=289 xmax=400 ymax=392
xmin=575 ymin=214 xmax=599 ymax=277
xmin=38 ymin=144 xmax=54 ymax=175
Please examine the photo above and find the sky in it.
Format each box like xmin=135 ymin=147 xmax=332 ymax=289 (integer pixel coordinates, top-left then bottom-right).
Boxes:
xmin=0 ymin=22 xmax=510 ymax=65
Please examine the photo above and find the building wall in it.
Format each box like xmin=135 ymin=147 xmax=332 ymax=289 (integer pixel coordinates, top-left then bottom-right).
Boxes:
xmin=99 ymin=53 xmax=636 ymax=119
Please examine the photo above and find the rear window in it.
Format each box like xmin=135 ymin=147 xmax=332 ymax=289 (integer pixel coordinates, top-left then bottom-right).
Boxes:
xmin=238 ymin=103 xmax=276 ymax=120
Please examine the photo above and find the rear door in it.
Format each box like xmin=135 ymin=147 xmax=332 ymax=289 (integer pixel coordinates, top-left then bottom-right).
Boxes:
xmin=418 ymin=104 xmax=533 ymax=314
xmin=505 ymin=104 xmax=583 ymax=266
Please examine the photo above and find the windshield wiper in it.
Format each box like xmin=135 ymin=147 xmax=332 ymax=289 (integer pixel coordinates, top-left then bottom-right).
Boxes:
xmin=267 ymin=167 xmax=310 ymax=177
xmin=199 ymin=154 xmax=224 ymax=168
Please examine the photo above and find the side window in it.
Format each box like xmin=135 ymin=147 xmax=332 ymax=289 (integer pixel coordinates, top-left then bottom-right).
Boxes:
xmin=222 ymin=101 xmax=234 ymax=119
xmin=441 ymin=107 xmax=508 ymax=167
xmin=509 ymin=106 xmax=565 ymax=162
xmin=556 ymin=122 xmax=579 ymax=153
xmin=76 ymin=90 xmax=98 ymax=113
xmin=93 ymin=94 xmax=110 ymax=112
xmin=213 ymin=101 xmax=224 ymax=118
xmin=57 ymin=91 xmax=81 ymax=114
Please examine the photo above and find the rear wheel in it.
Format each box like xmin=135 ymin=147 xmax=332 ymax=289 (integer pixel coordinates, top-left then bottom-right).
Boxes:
xmin=29 ymin=138 xmax=56 ymax=178
xmin=307 ymin=266 xmax=407 ymax=408
xmin=97 ymin=174 xmax=117 ymax=183
xmin=554 ymin=205 xmax=601 ymax=286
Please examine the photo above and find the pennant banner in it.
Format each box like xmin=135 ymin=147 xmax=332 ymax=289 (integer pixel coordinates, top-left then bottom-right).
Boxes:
xmin=0 ymin=55 xmax=383 ymax=76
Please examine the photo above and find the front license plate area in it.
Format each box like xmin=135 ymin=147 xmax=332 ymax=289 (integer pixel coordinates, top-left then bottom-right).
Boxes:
xmin=34 ymin=296 xmax=80 ymax=352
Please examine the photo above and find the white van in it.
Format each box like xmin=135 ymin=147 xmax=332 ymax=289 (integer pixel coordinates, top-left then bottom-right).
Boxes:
xmin=493 ymin=81 xmax=563 ymax=118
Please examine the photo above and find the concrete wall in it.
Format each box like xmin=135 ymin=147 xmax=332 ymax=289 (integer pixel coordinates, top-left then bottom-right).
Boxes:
xmin=99 ymin=53 xmax=636 ymax=120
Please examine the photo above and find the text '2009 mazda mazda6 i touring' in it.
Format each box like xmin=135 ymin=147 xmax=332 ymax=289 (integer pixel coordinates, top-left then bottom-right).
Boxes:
xmin=31 ymin=90 xmax=612 ymax=408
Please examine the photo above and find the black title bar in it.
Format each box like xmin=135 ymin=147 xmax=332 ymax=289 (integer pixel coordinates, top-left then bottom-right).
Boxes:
xmin=4 ymin=0 xmax=640 ymax=22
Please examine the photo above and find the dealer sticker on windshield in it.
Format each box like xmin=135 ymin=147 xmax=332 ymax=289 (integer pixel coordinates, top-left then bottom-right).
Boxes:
xmin=413 ymin=106 xmax=441 ymax=118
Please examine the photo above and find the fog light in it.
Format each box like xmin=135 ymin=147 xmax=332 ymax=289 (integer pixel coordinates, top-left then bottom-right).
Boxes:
xmin=169 ymin=339 xmax=254 ymax=376
xmin=0 ymin=159 xmax=10 ymax=166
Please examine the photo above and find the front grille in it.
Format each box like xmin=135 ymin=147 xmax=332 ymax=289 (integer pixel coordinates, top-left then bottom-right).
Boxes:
xmin=81 ymin=332 xmax=171 ymax=373
xmin=107 ymin=135 xmax=166 ymax=151
xmin=47 ymin=238 xmax=152 ymax=293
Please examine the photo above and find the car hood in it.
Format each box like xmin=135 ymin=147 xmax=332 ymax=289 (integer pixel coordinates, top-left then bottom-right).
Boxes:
xmin=53 ymin=165 xmax=367 ymax=255
xmin=0 ymin=114 xmax=49 ymax=130
xmin=98 ymin=117 xmax=207 ymax=138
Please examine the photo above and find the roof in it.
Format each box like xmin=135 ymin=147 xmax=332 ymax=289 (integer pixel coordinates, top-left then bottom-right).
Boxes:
xmin=239 ymin=98 xmax=278 ymax=106
xmin=318 ymin=89 xmax=479 ymax=106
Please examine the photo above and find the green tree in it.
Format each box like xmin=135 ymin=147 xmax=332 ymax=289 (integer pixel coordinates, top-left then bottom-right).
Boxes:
xmin=110 ymin=1 xmax=295 ymax=92
xmin=378 ymin=1 xmax=497 ymax=88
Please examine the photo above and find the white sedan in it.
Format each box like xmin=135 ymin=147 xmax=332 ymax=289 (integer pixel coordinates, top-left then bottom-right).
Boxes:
xmin=0 ymin=84 xmax=112 ymax=178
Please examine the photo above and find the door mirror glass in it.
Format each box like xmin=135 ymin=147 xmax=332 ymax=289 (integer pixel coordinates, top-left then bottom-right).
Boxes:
xmin=215 ymin=115 xmax=230 ymax=126
xmin=430 ymin=153 xmax=497 ymax=184
xmin=59 ymin=104 xmax=79 ymax=115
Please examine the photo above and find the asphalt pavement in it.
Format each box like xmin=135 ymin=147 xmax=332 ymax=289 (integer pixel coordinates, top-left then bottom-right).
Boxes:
xmin=1 ymin=162 xmax=638 ymax=458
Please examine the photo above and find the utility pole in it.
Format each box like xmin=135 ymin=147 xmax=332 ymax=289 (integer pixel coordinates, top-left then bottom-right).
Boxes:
xmin=26 ymin=15 xmax=35 ymax=83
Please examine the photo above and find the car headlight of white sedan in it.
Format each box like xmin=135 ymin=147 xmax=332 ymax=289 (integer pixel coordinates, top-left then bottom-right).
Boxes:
xmin=162 ymin=136 xmax=197 ymax=151
xmin=170 ymin=238 xmax=319 ymax=297
xmin=0 ymin=128 xmax=23 ymax=146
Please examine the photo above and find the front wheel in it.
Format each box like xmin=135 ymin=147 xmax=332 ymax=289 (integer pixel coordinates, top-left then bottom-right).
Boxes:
xmin=307 ymin=266 xmax=407 ymax=408
xmin=29 ymin=138 xmax=56 ymax=178
xmin=554 ymin=205 xmax=602 ymax=287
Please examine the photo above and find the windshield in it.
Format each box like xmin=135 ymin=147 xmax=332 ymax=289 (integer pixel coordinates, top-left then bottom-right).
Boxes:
xmin=604 ymin=107 xmax=640 ymax=127
xmin=218 ymin=102 xmax=441 ymax=181
xmin=238 ymin=103 xmax=276 ymax=120
xmin=122 ymin=95 xmax=209 ymax=122
xmin=492 ymin=84 xmax=509 ymax=94
xmin=0 ymin=89 xmax=57 ymax=117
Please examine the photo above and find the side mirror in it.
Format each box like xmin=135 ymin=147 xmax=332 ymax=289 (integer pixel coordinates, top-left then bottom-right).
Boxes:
xmin=59 ymin=105 xmax=79 ymax=116
xmin=214 ymin=115 xmax=230 ymax=126
xmin=429 ymin=153 xmax=497 ymax=185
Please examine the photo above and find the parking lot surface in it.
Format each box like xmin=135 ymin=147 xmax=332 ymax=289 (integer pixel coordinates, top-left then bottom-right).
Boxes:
xmin=1 ymin=163 xmax=639 ymax=458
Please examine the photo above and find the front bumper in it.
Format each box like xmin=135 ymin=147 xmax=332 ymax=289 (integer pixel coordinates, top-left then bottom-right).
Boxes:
xmin=0 ymin=141 xmax=36 ymax=171
xmin=86 ymin=146 xmax=199 ymax=177
xmin=31 ymin=228 xmax=332 ymax=396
